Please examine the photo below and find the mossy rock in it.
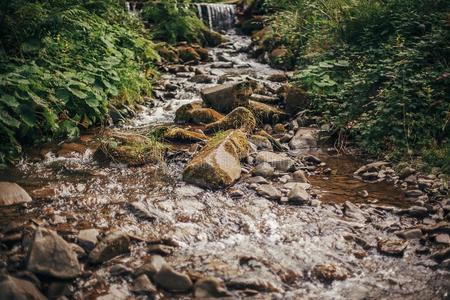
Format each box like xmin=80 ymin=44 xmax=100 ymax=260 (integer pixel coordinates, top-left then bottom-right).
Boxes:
xmin=177 ymin=46 xmax=201 ymax=63
xmin=175 ymin=102 xmax=224 ymax=125
xmin=193 ymin=47 xmax=209 ymax=62
xmin=163 ymin=127 xmax=207 ymax=143
xmin=155 ymin=43 xmax=179 ymax=63
xmin=247 ymin=100 xmax=289 ymax=124
xmin=284 ymin=85 xmax=309 ymax=114
xmin=183 ymin=130 xmax=249 ymax=189
xmin=201 ymin=81 xmax=254 ymax=114
xmin=93 ymin=131 xmax=165 ymax=167
xmin=202 ymin=29 xmax=229 ymax=47
xmin=269 ymin=47 xmax=295 ymax=70
xmin=205 ymin=107 xmax=256 ymax=134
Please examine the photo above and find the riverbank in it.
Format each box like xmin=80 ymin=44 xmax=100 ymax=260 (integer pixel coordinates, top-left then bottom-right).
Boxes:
xmin=1 ymin=26 xmax=449 ymax=299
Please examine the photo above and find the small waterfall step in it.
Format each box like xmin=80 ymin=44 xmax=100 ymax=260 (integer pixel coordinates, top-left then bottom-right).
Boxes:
xmin=194 ymin=3 xmax=236 ymax=31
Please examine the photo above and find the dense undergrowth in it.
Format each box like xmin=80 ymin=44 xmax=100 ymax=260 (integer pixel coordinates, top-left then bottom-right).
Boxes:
xmin=0 ymin=0 xmax=159 ymax=167
xmin=142 ymin=0 xmax=225 ymax=46
xmin=258 ymin=0 xmax=450 ymax=173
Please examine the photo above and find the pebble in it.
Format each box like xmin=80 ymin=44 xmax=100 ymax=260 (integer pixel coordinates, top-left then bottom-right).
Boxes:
xmin=194 ymin=277 xmax=231 ymax=298
xmin=292 ymin=170 xmax=308 ymax=183
xmin=154 ymin=264 xmax=193 ymax=292
xmin=131 ymin=274 xmax=157 ymax=296
xmin=256 ymin=184 xmax=282 ymax=201
xmin=377 ymin=238 xmax=408 ymax=256
xmin=287 ymin=184 xmax=310 ymax=204
xmin=312 ymin=264 xmax=348 ymax=283
xmin=252 ymin=162 xmax=275 ymax=178
xmin=396 ymin=229 xmax=423 ymax=240
xmin=89 ymin=231 xmax=130 ymax=264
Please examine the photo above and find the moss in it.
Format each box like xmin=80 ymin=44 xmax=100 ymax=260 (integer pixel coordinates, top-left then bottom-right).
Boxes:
xmin=163 ymin=127 xmax=207 ymax=143
xmin=205 ymin=107 xmax=256 ymax=134
xmin=94 ymin=131 xmax=166 ymax=166
xmin=246 ymin=101 xmax=288 ymax=125
xmin=175 ymin=102 xmax=224 ymax=125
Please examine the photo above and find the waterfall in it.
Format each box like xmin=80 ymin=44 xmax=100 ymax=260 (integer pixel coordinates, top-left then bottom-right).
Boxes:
xmin=194 ymin=3 xmax=236 ymax=31
xmin=125 ymin=1 xmax=143 ymax=16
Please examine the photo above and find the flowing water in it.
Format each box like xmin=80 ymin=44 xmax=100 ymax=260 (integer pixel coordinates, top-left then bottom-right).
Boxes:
xmin=1 ymin=13 xmax=449 ymax=300
xmin=194 ymin=3 xmax=236 ymax=31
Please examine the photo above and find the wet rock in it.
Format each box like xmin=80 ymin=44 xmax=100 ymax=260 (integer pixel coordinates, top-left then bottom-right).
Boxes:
xmin=400 ymin=206 xmax=429 ymax=218
xmin=0 ymin=275 xmax=46 ymax=300
xmin=129 ymin=202 xmax=170 ymax=222
xmin=304 ymin=154 xmax=321 ymax=165
xmin=312 ymin=264 xmax=348 ymax=283
xmin=288 ymin=184 xmax=310 ymax=204
xmin=175 ymin=102 xmax=224 ymax=125
xmin=154 ymin=264 xmax=193 ymax=292
xmin=405 ymin=189 xmax=424 ymax=198
xmin=190 ymin=74 xmax=214 ymax=84
xmin=252 ymin=162 xmax=275 ymax=178
xmin=292 ymin=170 xmax=308 ymax=183
xmin=146 ymin=244 xmax=174 ymax=256
xmin=0 ymin=182 xmax=32 ymax=206
xmin=247 ymin=100 xmax=288 ymax=124
xmin=163 ymin=127 xmax=207 ymax=143
xmin=205 ymin=107 xmax=256 ymax=134
xmin=255 ymin=151 xmax=295 ymax=172
xmin=27 ymin=227 xmax=81 ymax=279
xmin=89 ymin=232 xmax=130 ymax=264
xmin=135 ymin=255 xmax=167 ymax=279
xmin=183 ymin=130 xmax=249 ymax=189
xmin=284 ymin=85 xmax=309 ymax=113
xmin=57 ymin=142 xmax=88 ymax=157
xmin=246 ymin=176 xmax=269 ymax=184
xmin=431 ymin=247 xmax=450 ymax=262
xmin=77 ymin=229 xmax=99 ymax=251
xmin=201 ymin=81 xmax=253 ymax=113
xmin=110 ymin=264 xmax=133 ymax=276
xmin=203 ymin=29 xmax=228 ymax=47
xmin=354 ymin=161 xmax=390 ymax=177
xmin=194 ymin=277 xmax=231 ymax=298
xmin=396 ymin=229 xmax=423 ymax=240
xmin=256 ymin=184 xmax=282 ymax=200
xmin=249 ymin=135 xmax=273 ymax=150
xmin=435 ymin=234 xmax=450 ymax=245
xmin=131 ymin=274 xmax=157 ymax=296
xmin=289 ymin=128 xmax=318 ymax=150
xmin=343 ymin=201 xmax=367 ymax=221
xmin=211 ymin=62 xmax=234 ymax=68
xmin=377 ymin=238 xmax=408 ymax=256
xmin=226 ymin=276 xmax=280 ymax=292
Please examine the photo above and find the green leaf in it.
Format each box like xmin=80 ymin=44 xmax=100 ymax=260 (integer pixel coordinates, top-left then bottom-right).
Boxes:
xmin=0 ymin=111 xmax=20 ymax=128
xmin=67 ymin=86 xmax=88 ymax=99
xmin=0 ymin=95 xmax=20 ymax=110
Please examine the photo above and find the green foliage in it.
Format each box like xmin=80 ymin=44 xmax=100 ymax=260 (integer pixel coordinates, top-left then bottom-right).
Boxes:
xmin=0 ymin=0 xmax=159 ymax=166
xmin=142 ymin=0 xmax=219 ymax=45
xmin=262 ymin=0 xmax=450 ymax=172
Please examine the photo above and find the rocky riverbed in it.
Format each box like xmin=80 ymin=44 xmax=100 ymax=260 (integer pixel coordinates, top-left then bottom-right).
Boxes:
xmin=0 ymin=30 xmax=449 ymax=300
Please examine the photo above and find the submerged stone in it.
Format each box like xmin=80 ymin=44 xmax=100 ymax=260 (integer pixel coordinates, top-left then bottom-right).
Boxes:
xmin=289 ymin=128 xmax=319 ymax=150
xmin=183 ymin=130 xmax=249 ymax=189
xmin=255 ymin=151 xmax=295 ymax=172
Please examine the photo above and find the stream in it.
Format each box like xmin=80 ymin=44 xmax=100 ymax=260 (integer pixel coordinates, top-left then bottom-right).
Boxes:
xmin=1 ymin=13 xmax=449 ymax=300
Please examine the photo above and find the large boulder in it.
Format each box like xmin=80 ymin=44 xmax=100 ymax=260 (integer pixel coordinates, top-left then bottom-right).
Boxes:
xmin=183 ymin=130 xmax=249 ymax=189
xmin=247 ymin=101 xmax=288 ymax=124
xmin=284 ymin=85 xmax=309 ymax=113
xmin=289 ymin=128 xmax=319 ymax=150
xmin=175 ymin=102 xmax=224 ymax=125
xmin=202 ymin=28 xmax=229 ymax=47
xmin=0 ymin=275 xmax=46 ymax=300
xmin=205 ymin=107 xmax=256 ymax=134
xmin=27 ymin=228 xmax=81 ymax=279
xmin=154 ymin=42 xmax=179 ymax=63
xmin=201 ymin=82 xmax=253 ymax=113
xmin=0 ymin=182 xmax=32 ymax=206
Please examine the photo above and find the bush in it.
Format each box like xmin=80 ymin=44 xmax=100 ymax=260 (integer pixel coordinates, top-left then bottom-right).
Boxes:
xmin=260 ymin=0 xmax=450 ymax=172
xmin=0 ymin=0 xmax=159 ymax=167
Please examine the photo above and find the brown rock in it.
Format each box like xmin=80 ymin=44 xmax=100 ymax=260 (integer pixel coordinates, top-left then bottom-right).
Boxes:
xmin=89 ymin=232 xmax=130 ymax=264
xmin=312 ymin=264 xmax=348 ymax=283
xmin=205 ymin=107 xmax=256 ymax=134
xmin=0 ymin=182 xmax=32 ymax=206
xmin=175 ymin=102 xmax=224 ymax=125
xmin=201 ymin=81 xmax=253 ymax=113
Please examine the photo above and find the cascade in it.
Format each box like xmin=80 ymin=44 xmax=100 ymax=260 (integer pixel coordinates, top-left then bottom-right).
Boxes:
xmin=194 ymin=3 xmax=236 ymax=31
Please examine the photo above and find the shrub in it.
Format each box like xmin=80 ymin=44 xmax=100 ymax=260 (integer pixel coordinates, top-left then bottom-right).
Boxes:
xmin=0 ymin=0 xmax=159 ymax=167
